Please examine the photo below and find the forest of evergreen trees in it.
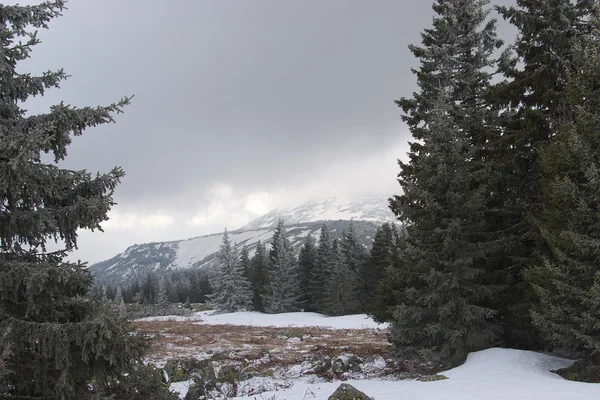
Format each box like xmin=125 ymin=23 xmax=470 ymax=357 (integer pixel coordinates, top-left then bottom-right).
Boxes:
xmin=207 ymin=221 xmax=403 ymax=317
xmin=380 ymin=0 xmax=600 ymax=374
xmin=3 ymin=0 xmax=600 ymax=397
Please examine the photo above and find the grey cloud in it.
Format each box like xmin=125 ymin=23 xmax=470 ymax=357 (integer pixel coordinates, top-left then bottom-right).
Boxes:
xmin=14 ymin=0 xmax=516 ymax=261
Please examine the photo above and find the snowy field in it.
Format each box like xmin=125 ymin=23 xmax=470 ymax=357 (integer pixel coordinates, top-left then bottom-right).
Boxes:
xmin=172 ymin=348 xmax=600 ymax=400
xmin=134 ymin=311 xmax=600 ymax=399
xmin=226 ymin=348 xmax=600 ymax=400
xmin=138 ymin=310 xmax=387 ymax=329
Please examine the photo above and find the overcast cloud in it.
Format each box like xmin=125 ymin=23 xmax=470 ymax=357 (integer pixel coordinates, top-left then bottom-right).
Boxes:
xmin=11 ymin=0 xmax=515 ymax=263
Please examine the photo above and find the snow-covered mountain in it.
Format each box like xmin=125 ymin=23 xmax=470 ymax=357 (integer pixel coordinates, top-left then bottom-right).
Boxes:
xmin=242 ymin=196 xmax=396 ymax=230
xmin=90 ymin=196 xmax=396 ymax=285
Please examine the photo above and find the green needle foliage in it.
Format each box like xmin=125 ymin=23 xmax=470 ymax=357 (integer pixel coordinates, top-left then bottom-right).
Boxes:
xmin=0 ymin=2 xmax=174 ymax=398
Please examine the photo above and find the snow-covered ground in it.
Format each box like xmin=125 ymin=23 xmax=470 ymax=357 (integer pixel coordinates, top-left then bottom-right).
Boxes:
xmin=142 ymin=311 xmax=600 ymax=399
xmin=194 ymin=311 xmax=387 ymax=329
xmin=226 ymin=348 xmax=598 ymax=400
xmin=138 ymin=310 xmax=387 ymax=329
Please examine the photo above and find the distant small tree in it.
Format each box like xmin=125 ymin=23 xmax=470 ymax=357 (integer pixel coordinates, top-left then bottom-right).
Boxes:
xmin=157 ymin=278 xmax=169 ymax=306
xmin=311 ymin=224 xmax=333 ymax=313
xmin=339 ymin=223 xmax=366 ymax=313
xmin=362 ymin=223 xmax=395 ymax=313
xmin=297 ymin=235 xmax=318 ymax=310
xmin=250 ymin=240 xmax=269 ymax=312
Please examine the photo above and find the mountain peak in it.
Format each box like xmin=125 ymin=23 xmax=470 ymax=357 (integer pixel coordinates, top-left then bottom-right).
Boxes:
xmin=241 ymin=196 xmax=395 ymax=230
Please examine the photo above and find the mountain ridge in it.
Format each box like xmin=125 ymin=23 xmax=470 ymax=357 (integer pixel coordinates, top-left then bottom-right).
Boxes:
xmin=90 ymin=196 xmax=396 ymax=285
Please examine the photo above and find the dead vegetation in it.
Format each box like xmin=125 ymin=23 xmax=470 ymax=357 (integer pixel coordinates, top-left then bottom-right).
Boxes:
xmin=136 ymin=320 xmax=390 ymax=376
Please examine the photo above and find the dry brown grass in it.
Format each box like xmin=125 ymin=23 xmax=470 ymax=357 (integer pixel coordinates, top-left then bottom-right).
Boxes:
xmin=135 ymin=320 xmax=390 ymax=373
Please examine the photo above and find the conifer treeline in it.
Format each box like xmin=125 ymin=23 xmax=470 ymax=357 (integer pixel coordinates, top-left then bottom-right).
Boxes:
xmin=96 ymin=268 xmax=213 ymax=305
xmin=209 ymin=220 xmax=403 ymax=316
xmin=384 ymin=0 xmax=600 ymax=371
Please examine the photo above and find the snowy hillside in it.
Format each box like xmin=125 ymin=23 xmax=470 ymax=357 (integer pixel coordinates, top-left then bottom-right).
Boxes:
xmin=242 ymin=196 xmax=396 ymax=230
xmin=91 ymin=196 xmax=395 ymax=285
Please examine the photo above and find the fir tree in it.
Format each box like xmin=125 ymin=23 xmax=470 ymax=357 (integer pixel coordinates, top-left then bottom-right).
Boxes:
xmin=389 ymin=0 xmax=503 ymax=367
xmin=490 ymin=0 xmax=596 ymax=347
xmin=298 ymin=235 xmax=318 ymax=311
xmin=249 ymin=240 xmax=269 ymax=312
xmin=0 ymin=2 xmax=175 ymax=398
xmin=527 ymin=10 xmax=600 ymax=363
xmin=264 ymin=220 xmax=300 ymax=313
xmin=210 ymin=230 xmax=253 ymax=313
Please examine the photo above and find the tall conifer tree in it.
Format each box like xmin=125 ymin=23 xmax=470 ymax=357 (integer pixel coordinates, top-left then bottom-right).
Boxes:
xmin=389 ymin=0 xmax=503 ymax=367
xmin=528 ymin=8 xmax=600 ymax=364
xmin=490 ymin=0 xmax=596 ymax=347
xmin=210 ymin=230 xmax=252 ymax=313
xmin=297 ymin=235 xmax=318 ymax=311
xmin=249 ymin=240 xmax=269 ymax=312
xmin=0 ymin=2 xmax=175 ymax=398
xmin=264 ymin=220 xmax=300 ymax=313
xmin=311 ymin=224 xmax=333 ymax=313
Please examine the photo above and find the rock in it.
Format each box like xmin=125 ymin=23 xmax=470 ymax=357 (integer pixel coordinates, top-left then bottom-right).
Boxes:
xmin=417 ymin=374 xmax=448 ymax=382
xmin=328 ymin=383 xmax=372 ymax=400
xmin=210 ymin=351 xmax=229 ymax=361
xmin=314 ymin=356 xmax=332 ymax=373
xmin=346 ymin=355 xmax=363 ymax=373
xmin=332 ymin=358 xmax=347 ymax=374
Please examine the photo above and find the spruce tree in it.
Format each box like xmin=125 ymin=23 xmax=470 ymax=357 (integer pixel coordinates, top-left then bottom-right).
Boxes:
xmin=297 ymin=235 xmax=318 ymax=311
xmin=372 ymin=225 xmax=408 ymax=323
xmin=323 ymin=239 xmax=360 ymax=316
xmin=210 ymin=230 xmax=252 ymax=313
xmin=157 ymin=278 xmax=169 ymax=306
xmin=240 ymin=244 xmax=251 ymax=279
xmin=0 ymin=2 xmax=176 ymax=398
xmin=264 ymin=220 xmax=300 ymax=313
xmin=311 ymin=224 xmax=333 ymax=313
xmin=362 ymin=224 xmax=392 ymax=308
xmin=389 ymin=0 xmax=503 ymax=367
xmin=527 ymin=10 xmax=600 ymax=363
xmin=490 ymin=0 xmax=596 ymax=347
xmin=339 ymin=222 xmax=367 ymax=313
xmin=249 ymin=240 xmax=269 ymax=312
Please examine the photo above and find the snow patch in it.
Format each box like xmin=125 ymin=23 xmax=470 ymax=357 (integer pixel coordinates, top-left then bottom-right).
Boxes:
xmin=192 ymin=311 xmax=387 ymax=329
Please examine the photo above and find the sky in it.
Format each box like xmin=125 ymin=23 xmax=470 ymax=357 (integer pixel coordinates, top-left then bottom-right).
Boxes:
xmin=13 ymin=0 xmax=516 ymax=263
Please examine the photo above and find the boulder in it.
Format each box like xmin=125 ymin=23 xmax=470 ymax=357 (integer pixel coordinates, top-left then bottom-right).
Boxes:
xmin=328 ymin=383 xmax=372 ymax=400
xmin=346 ymin=355 xmax=363 ymax=373
xmin=332 ymin=358 xmax=347 ymax=374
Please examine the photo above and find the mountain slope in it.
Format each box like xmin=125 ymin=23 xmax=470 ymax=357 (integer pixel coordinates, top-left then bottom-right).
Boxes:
xmin=90 ymin=197 xmax=396 ymax=285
